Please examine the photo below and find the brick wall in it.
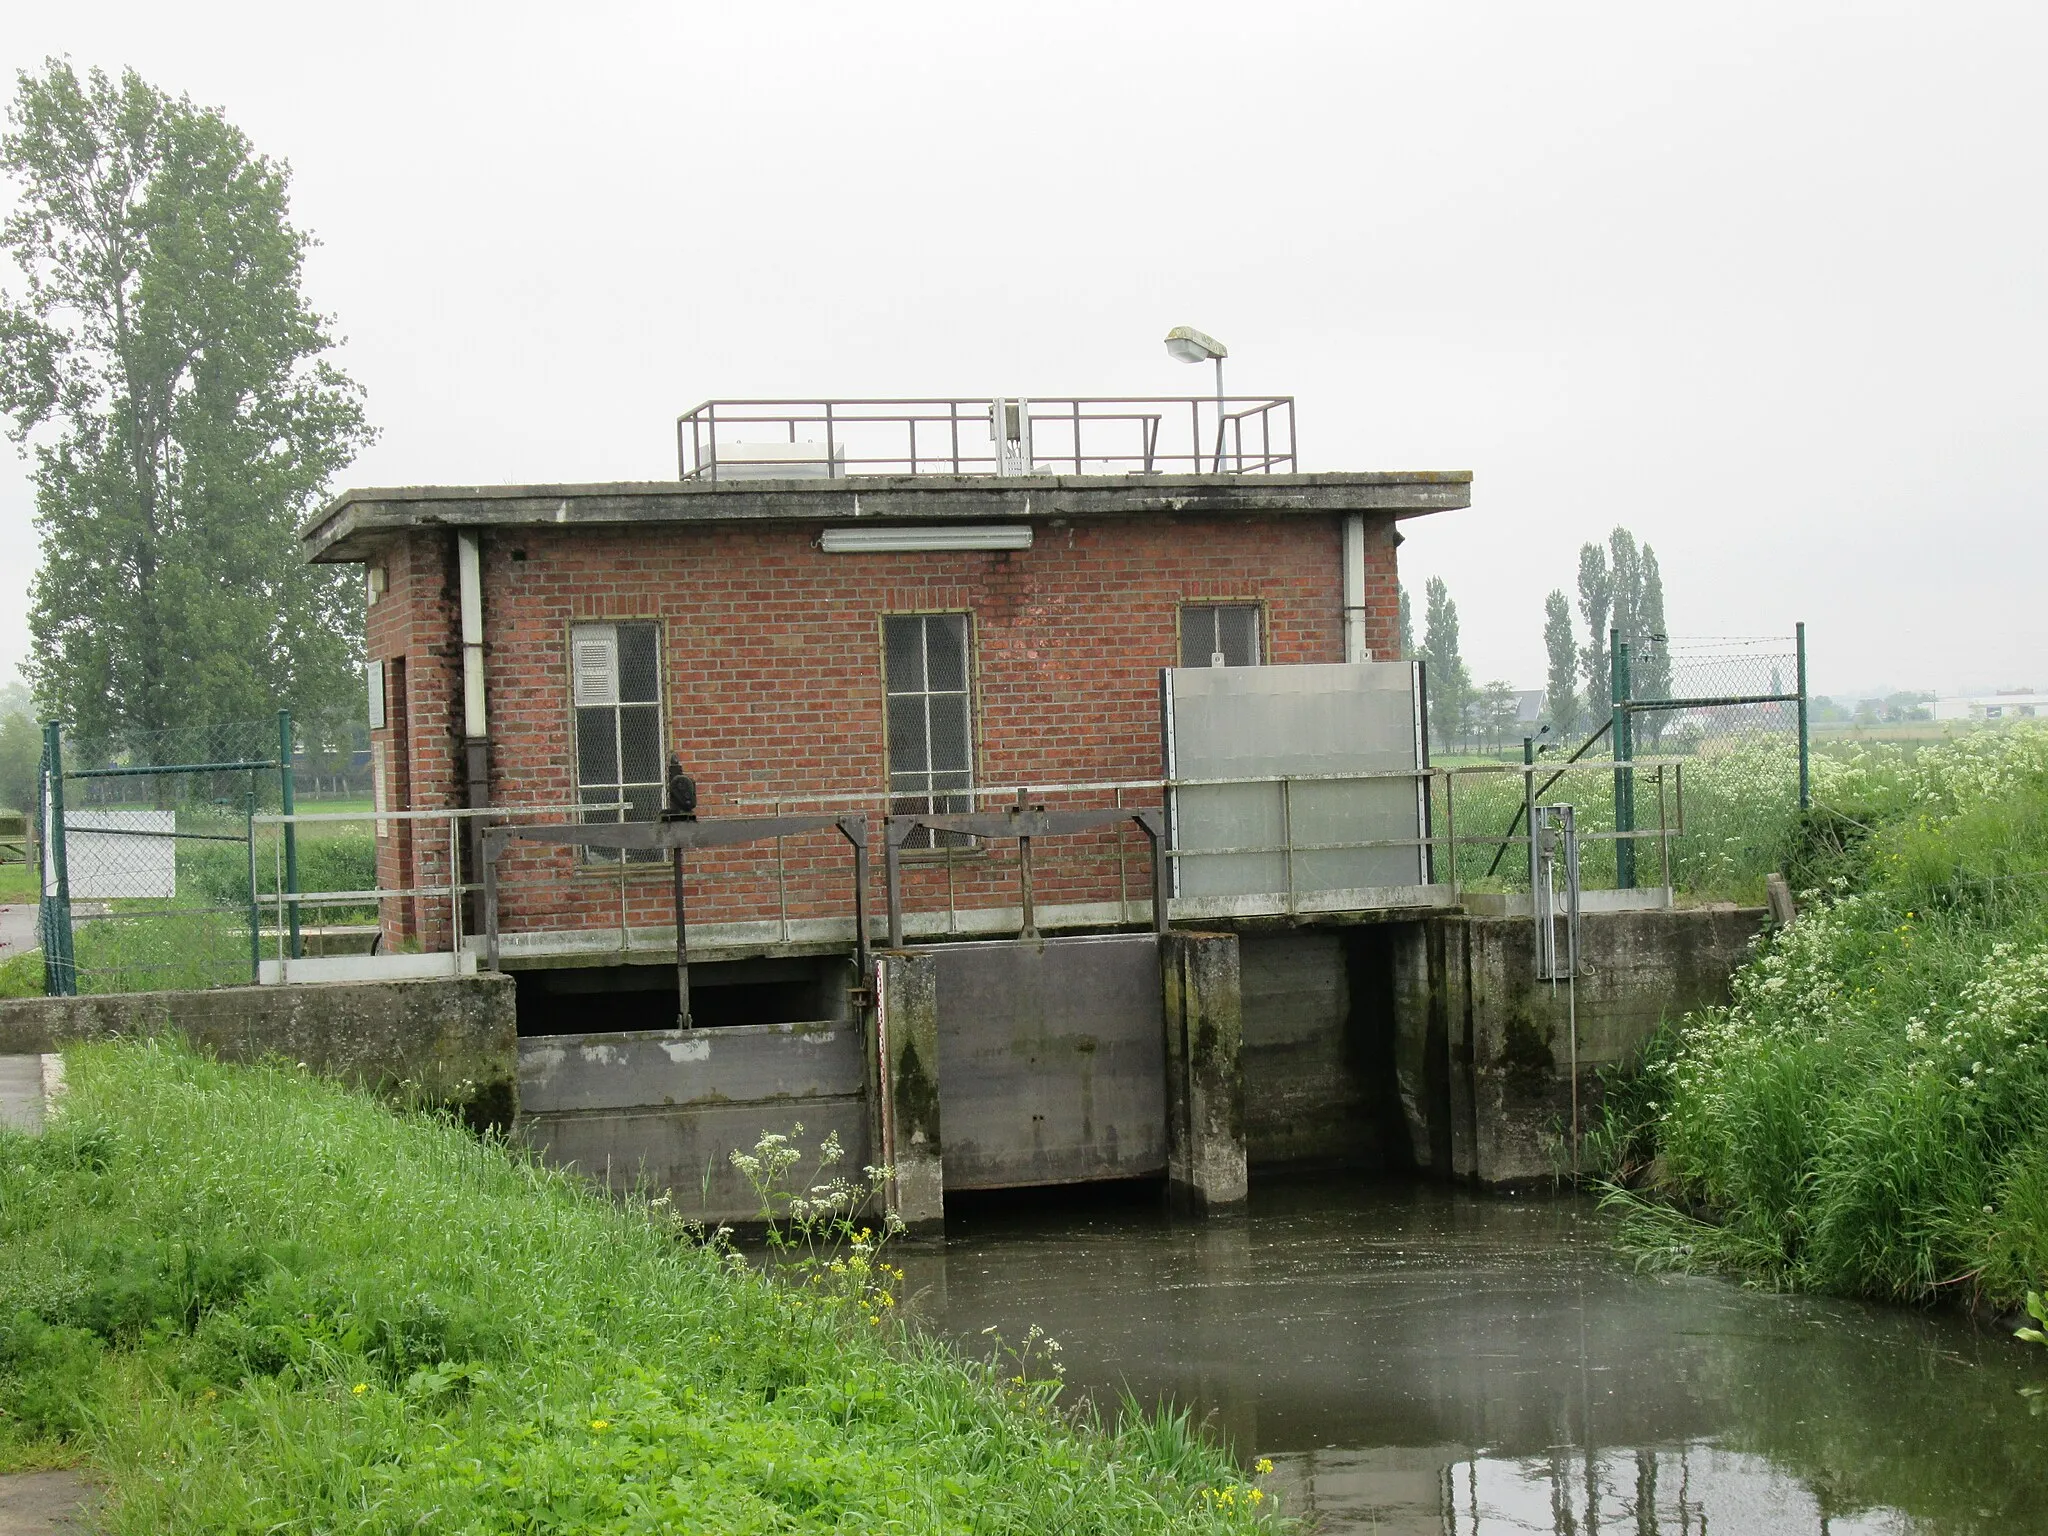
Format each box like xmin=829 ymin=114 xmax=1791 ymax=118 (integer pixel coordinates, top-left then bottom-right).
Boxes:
xmin=364 ymin=511 xmax=1403 ymax=944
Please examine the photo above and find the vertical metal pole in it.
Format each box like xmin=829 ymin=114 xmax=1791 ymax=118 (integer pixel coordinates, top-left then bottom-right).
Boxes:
xmin=1016 ymin=788 xmax=1036 ymax=940
xmin=1523 ymin=736 xmax=1538 ymax=894
xmin=1143 ymin=813 xmax=1170 ymax=934
xmin=483 ymin=830 xmax=501 ymax=971
xmin=246 ymin=783 xmax=260 ymax=983
xmin=278 ymin=710 xmax=301 ymax=959
xmin=448 ymin=811 xmax=462 ymax=963
xmin=1611 ymin=629 xmax=1635 ymax=889
xmin=1795 ymin=620 xmax=1810 ymax=810
xmin=846 ymin=824 xmax=871 ymax=974
xmin=673 ymin=840 xmax=691 ymax=1029
xmin=42 ymin=722 xmax=74 ymax=997
xmin=1444 ymin=769 xmax=1459 ymax=899
xmin=884 ymin=825 xmax=904 ymax=948
xmin=1657 ymin=766 xmax=1672 ymax=892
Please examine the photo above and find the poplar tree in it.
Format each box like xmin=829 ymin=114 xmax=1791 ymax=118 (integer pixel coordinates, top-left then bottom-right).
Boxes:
xmin=1577 ymin=542 xmax=1611 ymax=707
xmin=1543 ymin=589 xmax=1579 ymax=737
xmin=1397 ymin=583 xmax=1414 ymax=658
xmin=0 ymin=61 xmax=373 ymax=747
xmin=1420 ymin=576 xmax=1469 ymax=753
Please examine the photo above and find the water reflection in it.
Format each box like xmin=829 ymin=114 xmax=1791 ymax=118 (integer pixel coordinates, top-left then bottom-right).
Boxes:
xmin=897 ymin=1178 xmax=2039 ymax=1534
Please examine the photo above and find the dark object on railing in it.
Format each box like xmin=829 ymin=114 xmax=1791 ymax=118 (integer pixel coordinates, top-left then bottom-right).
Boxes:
xmin=663 ymin=757 xmax=697 ymax=822
xmin=882 ymin=794 xmax=1169 ymax=946
xmin=675 ymin=396 xmax=1297 ymax=481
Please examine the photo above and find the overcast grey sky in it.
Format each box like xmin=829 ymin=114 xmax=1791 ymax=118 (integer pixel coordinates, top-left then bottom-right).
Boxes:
xmin=2 ymin=1 xmax=2042 ymax=701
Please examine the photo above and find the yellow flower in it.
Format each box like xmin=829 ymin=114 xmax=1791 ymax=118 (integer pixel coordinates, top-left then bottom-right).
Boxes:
xmin=1255 ymin=1457 xmax=1274 ymax=1475
xmin=589 ymin=1419 xmax=611 ymax=1432
xmin=351 ymin=1383 xmax=368 ymax=1396
xmin=1250 ymin=1488 xmax=1265 ymax=1505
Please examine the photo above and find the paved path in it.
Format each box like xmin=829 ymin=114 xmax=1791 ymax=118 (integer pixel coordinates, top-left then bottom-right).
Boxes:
xmin=0 ymin=1055 xmax=46 ymax=1134
xmin=0 ymin=1471 xmax=93 ymax=1534
xmin=0 ymin=905 xmax=36 ymax=959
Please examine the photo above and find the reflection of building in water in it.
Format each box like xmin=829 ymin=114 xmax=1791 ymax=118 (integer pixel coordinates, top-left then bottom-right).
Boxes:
xmin=1270 ymin=1444 xmax=1910 ymax=1535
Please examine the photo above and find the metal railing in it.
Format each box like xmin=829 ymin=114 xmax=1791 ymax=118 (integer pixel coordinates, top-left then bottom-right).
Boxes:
xmin=675 ymin=396 xmax=1298 ymax=480
xmin=245 ymin=758 xmax=1690 ymax=976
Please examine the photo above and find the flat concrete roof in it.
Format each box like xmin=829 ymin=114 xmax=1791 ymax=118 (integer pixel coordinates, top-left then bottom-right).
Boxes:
xmin=301 ymin=470 xmax=1472 ymax=564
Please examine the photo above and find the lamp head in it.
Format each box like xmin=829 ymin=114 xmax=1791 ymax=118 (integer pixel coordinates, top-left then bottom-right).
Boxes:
xmin=1164 ymin=325 xmax=1228 ymax=365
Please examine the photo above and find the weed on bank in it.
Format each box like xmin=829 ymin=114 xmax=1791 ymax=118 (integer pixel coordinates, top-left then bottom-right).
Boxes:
xmin=1595 ymin=726 xmax=2048 ymax=1309
xmin=0 ymin=1040 xmax=1280 ymax=1533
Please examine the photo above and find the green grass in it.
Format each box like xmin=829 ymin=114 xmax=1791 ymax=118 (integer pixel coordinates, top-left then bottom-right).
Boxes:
xmin=0 ymin=1040 xmax=1283 ymax=1532
xmin=0 ymin=860 xmax=35 ymax=901
xmin=1594 ymin=725 xmax=2048 ymax=1309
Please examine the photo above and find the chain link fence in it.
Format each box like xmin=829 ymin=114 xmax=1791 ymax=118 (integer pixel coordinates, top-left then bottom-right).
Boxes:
xmin=31 ymin=713 xmax=358 ymax=995
xmin=1452 ymin=630 xmax=1809 ymax=900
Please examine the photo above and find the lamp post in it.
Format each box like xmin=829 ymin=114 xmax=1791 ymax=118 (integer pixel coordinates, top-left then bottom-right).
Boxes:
xmin=1164 ymin=325 xmax=1229 ymax=471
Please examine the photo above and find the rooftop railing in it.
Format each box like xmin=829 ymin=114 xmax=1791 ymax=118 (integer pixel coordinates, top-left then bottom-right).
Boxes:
xmin=674 ymin=396 xmax=1297 ymax=481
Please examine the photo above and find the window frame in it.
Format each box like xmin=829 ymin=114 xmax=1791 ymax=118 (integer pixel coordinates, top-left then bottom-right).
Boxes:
xmin=880 ymin=610 xmax=980 ymax=852
xmin=1176 ymin=600 xmax=1267 ymax=669
xmin=567 ymin=618 xmax=668 ymax=867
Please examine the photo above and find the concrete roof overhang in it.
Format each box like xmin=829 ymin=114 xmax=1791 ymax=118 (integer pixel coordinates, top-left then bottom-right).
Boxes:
xmin=300 ymin=471 xmax=1472 ymax=564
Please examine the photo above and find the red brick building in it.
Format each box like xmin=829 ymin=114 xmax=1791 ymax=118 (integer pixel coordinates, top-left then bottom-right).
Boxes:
xmin=301 ymin=399 xmax=1469 ymax=984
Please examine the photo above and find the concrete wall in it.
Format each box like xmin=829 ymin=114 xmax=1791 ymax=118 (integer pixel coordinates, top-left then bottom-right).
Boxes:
xmin=932 ymin=934 xmax=1168 ymax=1190
xmin=0 ymin=975 xmax=517 ymax=1125
xmin=516 ymin=1020 xmax=868 ymax=1223
xmin=1393 ymin=906 xmax=1769 ymax=1185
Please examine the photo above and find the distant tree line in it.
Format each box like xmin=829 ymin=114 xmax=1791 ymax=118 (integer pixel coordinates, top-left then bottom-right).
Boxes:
xmin=1396 ymin=525 xmax=1668 ymax=756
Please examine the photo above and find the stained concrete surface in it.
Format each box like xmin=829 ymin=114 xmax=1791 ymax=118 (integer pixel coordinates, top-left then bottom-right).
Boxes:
xmin=0 ymin=1054 xmax=44 ymax=1133
xmin=0 ymin=1471 xmax=94 ymax=1534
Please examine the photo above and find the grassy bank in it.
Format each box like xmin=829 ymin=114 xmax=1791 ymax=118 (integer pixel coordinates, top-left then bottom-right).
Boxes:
xmin=1595 ymin=727 xmax=2048 ymax=1309
xmin=0 ymin=1040 xmax=1280 ymax=1532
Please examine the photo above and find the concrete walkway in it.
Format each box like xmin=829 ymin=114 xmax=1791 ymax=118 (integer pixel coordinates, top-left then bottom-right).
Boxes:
xmin=0 ymin=1471 xmax=94 ymax=1534
xmin=0 ymin=905 xmax=37 ymax=959
xmin=0 ymin=1054 xmax=45 ymax=1135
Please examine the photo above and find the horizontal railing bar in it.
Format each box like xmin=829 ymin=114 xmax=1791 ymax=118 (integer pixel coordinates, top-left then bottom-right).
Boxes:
xmin=67 ymin=759 xmax=277 ymax=778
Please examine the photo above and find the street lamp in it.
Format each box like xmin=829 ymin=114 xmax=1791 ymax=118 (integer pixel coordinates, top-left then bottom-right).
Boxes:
xmin=1164 ymin=325 xmax=1229 ymax=470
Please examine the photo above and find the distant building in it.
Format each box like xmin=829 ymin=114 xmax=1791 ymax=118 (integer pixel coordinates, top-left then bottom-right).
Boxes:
xmin=1933 ymin=690 xmax=2048 ymax=723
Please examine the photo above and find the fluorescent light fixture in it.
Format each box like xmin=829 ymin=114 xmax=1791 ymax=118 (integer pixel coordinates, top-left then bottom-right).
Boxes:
xmin=1165 ymin=325 xmax=1228 ymax=364
xmin=820 ymin=525 xmax=1033 ymax=554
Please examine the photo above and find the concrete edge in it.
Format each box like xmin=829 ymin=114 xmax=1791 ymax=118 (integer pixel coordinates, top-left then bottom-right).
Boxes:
xmin=39 ymin=1052 xmax=65 ymax=1119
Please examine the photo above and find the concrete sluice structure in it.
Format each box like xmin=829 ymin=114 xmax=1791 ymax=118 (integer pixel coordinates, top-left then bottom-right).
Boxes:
xmin=497 ymin=904 xmax=1762 ymax=1228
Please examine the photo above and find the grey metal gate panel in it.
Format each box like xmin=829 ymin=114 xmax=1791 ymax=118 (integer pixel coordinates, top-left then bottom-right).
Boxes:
xmin=1163 ymin=661 xmax=1428 ymax=898
xmin=933 ymin=934 xmax=1166 ymax=1189
xmin=517 ymin=1021 xmax=868 ymax=1222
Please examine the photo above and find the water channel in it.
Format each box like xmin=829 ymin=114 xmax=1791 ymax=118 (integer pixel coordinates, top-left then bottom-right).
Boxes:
xmin=897 ymin=1177 xmax=2043 ymax=1534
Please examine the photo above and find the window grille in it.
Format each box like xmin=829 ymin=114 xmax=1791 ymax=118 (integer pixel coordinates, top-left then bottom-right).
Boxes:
xmin=1180 ymin=603 xmax=1262 ymax=668
xmin=571 ymin=621 xmax=664 ymax=862
xmin=884 ymin=614 xmax=974 ymax=849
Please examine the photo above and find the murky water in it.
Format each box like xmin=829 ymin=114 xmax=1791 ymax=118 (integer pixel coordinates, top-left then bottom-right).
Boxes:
xmin=898 ymin=1178 xmax=2044 ymax=1534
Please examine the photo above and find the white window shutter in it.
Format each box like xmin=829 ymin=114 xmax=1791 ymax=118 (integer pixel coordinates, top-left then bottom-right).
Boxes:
xmin=572 ymin=625 xmax=619 ymax=706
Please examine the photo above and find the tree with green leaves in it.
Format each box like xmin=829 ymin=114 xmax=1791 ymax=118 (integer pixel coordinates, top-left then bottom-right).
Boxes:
xmin=1397 ymin=583 xmax=1414 ymax=658
xmin=1543 ymin=589 xmax=1579 ymax=737
xmin=1420 ymin=576 xmax=1470 ymax=753
xmin=0 ymin=60 xmax=373 ymax=749
xmin=1577 ymin=541 xmax=1611 ymax=708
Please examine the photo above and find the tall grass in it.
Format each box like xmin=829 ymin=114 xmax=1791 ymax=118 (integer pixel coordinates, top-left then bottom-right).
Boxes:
xmin=1596 ymin=726 xmax=2048 ymax=1308
xmin=0 ymin=1040 xmax=1282 ymax=1532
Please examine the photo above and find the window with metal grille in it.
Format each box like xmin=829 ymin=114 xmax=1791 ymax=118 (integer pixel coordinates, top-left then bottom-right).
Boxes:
xmin=571 ymin=621 xmax=664 ymax=863
xmin=1180 ymin=603 xmax=1262 ymax=668
xmin=884 ymin=614 xmax=974 ymax=849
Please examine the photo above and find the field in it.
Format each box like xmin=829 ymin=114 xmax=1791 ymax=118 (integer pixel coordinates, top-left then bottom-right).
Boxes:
xmin=0 ymin=1040 xmax=1282 ymax=1532
xmin=1593 ymin=725 xmax=2048 ymax=1309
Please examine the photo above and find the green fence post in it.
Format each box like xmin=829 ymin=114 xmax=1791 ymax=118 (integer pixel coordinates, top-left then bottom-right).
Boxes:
xmin=42 ymin=721 xmax=76 ymax=996
xmin=1522 ymin=734 xmax=1537 ymax=891
xmin=1795 ymin=621 xmax=1810 ymax=811
xmin=1611 ymin=629 xmax=1635 ymax=889
xmin=246 ymin=779 xmax=261 ymax=984
xmin=278 ymin=709 xmax=301 ymax=959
